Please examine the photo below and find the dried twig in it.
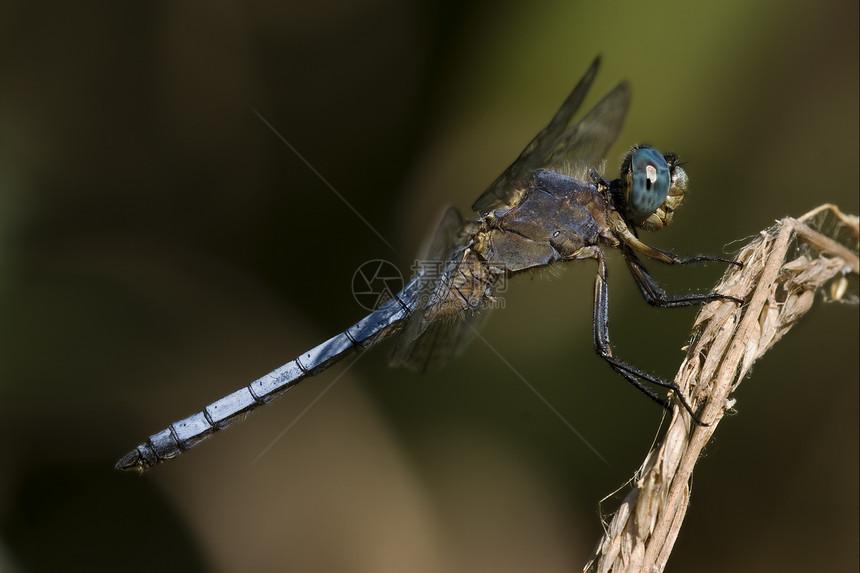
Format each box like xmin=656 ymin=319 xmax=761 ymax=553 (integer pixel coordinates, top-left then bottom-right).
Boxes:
xmin=584 ymin=204 xmax=859 ymax=573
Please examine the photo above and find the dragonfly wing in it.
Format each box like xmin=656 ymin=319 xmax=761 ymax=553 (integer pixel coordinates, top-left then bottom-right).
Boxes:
xmin=390 ymin=207 xmax=465 ymax=370
xmin=543 ymin=81 xmax=630 ymax=176
xmin=390 ymin=207 xmax=491 ymax=371
xmin=389 ymin=307 xmax=491 ymax=372
xmin=471 ymin=56 xmax=602 ymax=213
xmin=420 ymin=206 xmax=469 ymax=263
xmin=472 ymin=57 xmax=631 ymax=214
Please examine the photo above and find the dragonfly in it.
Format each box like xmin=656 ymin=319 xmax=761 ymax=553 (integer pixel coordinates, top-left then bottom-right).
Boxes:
xmin=117 ymin=56 xmax=741 ymax=473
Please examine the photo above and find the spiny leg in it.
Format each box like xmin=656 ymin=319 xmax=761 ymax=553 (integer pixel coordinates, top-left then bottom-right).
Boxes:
xmin=621 ymin=244 xmax=744 ymax=308
xmin=583 ymin=246 xmax=706 ymax=425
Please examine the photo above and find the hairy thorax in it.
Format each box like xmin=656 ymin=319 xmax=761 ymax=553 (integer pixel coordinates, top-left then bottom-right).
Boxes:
xmin=422 ymin=171 xmax=620 ymax=322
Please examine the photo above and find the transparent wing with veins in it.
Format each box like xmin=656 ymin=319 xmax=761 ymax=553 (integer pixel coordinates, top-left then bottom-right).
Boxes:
xmin=472 ymin=56 xmax=630 ymax=214
xmin=389 ymin=207 xmax=491 ymax=372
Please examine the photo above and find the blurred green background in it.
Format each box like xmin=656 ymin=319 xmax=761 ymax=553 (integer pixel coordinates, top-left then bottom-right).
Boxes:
xmin=0 ymin=1 xmax=857 ymax=572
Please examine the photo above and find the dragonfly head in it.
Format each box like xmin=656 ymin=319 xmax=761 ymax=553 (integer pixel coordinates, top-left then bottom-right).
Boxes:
xmin=619 ymin=146 xmax=687 ymax=232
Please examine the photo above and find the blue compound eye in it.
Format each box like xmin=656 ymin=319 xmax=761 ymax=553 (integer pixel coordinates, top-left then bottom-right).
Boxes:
xmin=628 ymin=146 xmax=671 ymax=217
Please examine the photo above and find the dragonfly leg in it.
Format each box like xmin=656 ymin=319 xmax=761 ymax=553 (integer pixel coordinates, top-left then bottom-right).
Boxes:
xmin=584 ymin=246 xmax=707 ymax=425
xmin=611 ymin=211 xmax=743 ymax=270
xmin=622 ymin=245 xmax=744 ymax=307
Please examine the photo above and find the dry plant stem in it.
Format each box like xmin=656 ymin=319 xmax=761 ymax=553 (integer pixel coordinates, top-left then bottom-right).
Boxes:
xmin=584 ymin=204 xmax=859 ymax=573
